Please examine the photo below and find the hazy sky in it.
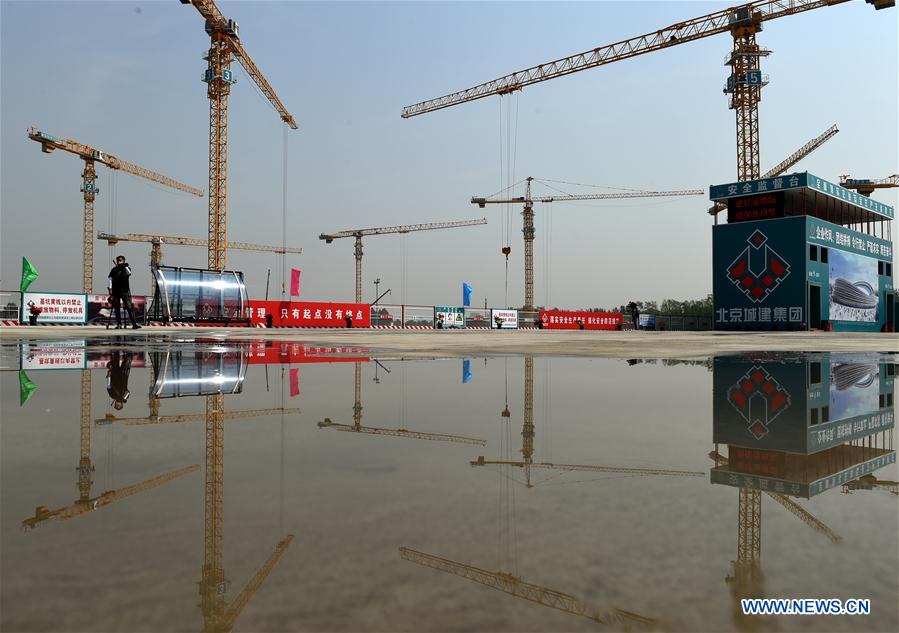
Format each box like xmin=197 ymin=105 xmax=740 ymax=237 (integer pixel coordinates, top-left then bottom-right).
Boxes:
xmin=2 ymin=1 xmax=896 ymax=309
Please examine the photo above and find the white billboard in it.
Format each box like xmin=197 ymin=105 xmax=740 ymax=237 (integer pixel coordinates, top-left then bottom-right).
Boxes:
xmin=491 ymin=309 xmax=519 ymax=329
xmin=22 ymin=292 xmax=87 ymax=323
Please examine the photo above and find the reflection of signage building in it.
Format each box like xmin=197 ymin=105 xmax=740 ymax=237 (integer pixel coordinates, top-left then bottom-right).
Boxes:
xmin=711 ymin=172 xmax=894 ymax=332
xmin=711 ymin=354 xmax=896 ymax=498
xmin=21 ymin=342 xmax=86 ymax=370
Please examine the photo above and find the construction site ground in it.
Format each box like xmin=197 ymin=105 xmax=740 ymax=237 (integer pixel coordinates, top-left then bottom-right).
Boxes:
xmin=3 ymin=328 xmax=896 ymax=359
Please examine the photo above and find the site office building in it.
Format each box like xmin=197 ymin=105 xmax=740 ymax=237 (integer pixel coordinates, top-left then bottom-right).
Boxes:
xmin=710 ymin=172 xmax=894 ymax=332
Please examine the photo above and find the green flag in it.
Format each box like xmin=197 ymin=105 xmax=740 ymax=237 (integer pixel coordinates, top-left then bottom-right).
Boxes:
xmin=19 ymin=370 xmax=37 ymax=406
xmin=20 ymin=257 xmax=38 ymax=293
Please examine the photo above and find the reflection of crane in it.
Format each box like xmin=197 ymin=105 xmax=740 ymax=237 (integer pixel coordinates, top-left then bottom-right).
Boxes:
xmin=402 ymin=2 xmax=892 ymax=184
xmin=179 ymin=0 xmax=297 ymax=271
xmin=839 ymin=174 xmax=899 ymax=197
xmin=479 ymin=357 xmax=700 ymax=487
xmin=97 ymin=231 xmax=303 ymax=297
xmin=96 ymin=407 xmax=301 ymax=427
xmin=841 ymin=474 xmax=899 ymax=495
xmin=709 ymin=450 xmax=842 ymax=630
xmin=319 ymin=219 xmax=488 ymax=303
xmin=708 ymin=123 xmax=839 ymax=217
xmin=473 ymin=178 xmax=702 ymax=309
xmin=319 ymin=418 xmax=486 ymax=445
xmin=200 ymin=394 xmax=294 ymax=632
xmin=399 ymin=547 xmax=655 ymax=628
xmin=27 ymin=127 xmax=203 ymax=293
xmin=318 ymin=362 xmax=487 ymax=445
xmin=23 ymin=465 xmax=198 ymax=531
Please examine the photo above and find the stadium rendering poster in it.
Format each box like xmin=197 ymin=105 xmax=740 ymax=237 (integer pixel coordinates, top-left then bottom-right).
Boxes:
xmin=829 ymin=362 xmax=880 ymax=422
xmin=828 ymin=249 xmax=879 ymax=322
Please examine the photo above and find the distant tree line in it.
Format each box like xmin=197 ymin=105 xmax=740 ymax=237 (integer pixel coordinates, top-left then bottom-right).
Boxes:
xmin=550 ymin=294 xmax=714 ymax=317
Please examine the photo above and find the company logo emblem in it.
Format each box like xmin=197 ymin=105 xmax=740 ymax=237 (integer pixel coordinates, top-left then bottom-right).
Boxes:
xmin=727 ymin=230 xmax=790 ymax=303
xmin=727 ymin=365 xmax=791 ymax=440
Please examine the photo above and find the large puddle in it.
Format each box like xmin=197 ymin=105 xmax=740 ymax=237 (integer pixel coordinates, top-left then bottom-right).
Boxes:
xmin=1 ymin=336 xmax=896 ymax=632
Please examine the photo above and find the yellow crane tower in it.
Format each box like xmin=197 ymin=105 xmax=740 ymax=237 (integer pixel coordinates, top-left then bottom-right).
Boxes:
xmin=399 ymin=547 xmax=655 ymax=628
xmin=27 ymin=127 xmax=204 ymax=293
xmin=839 ymin=174 xmax=899 ymax=197
xmin=708 ymin=123 xmax=840 ymax=218
xmin=319 ymin=219 xmax=488 ymax=303
xmin=472 ymin=180 xmax=703 ymax=310
xmin=317 ymin=361 xmax=487 ymax=445
xmin=401 ymin=1 xmax=893 ymax=184
xmin=179 ymin=0 xmax=297 ymax=271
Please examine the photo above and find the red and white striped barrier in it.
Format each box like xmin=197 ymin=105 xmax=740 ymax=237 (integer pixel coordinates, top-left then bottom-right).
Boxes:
xmin=1 ymin=320 xmax=20 ymax=326
xmin=147 ymin=322 xmax=197 ymax=327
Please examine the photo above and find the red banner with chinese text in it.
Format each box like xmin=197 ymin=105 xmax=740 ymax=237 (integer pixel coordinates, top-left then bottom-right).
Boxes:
xmin=539 ymin=310 xmax=622 ymax=330
xmin=247 ymin=301 xmax=371 ymax=328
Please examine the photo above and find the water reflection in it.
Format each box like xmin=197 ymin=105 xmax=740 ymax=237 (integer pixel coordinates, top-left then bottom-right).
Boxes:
xmin=2 ymin=341 xmax=896 ymax=632
xmin=710 ymin=353 xmax=895 ymax=630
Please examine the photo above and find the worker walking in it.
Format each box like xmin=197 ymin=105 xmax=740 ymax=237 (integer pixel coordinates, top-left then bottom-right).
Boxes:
xmin=108 ymin=255 xmax=141 ymax=329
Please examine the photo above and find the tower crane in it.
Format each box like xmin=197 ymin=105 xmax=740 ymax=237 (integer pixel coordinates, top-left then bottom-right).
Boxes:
xmin=179 ymin=0 xmax=297 ymax=271
xmin=839 ymin=174 xmax=899 ymax=197
xmin=708 ymin=122 xmax=840 ymax=217
xmin=317 ymin=361 xmax=487 ymax=445
xmin=472 ymin=178 xmax=703 ymax=310
xmin=97 ymin=231 xmax=303 ymax=297
xmin=402 ymin=1 xmax=893 ymax=185
xmin=399 ymin=547 xmax=655 ymax=628
xmin=96 ymin=406 xmax=301 ymax=427
xmin=23 ymin=465 xmax=198 ymax=531
xmin=319 ymin=218 xmax=488 ymax=303
xmin=27 ymin=127 xmax=203 ymax=293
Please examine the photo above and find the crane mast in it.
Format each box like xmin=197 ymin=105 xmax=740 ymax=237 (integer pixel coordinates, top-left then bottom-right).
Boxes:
xmin=27 ymin=127 xmax=203 ymax=293
xmin=319 ymin=218 xmax=488 ymax=303
xmin=180 ymin=0 xmax=297 ymax=271
xmin=473 ymin=178 xmax=703 ymax=310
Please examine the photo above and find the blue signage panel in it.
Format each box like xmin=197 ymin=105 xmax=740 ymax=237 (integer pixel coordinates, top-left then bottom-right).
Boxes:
xmin=712 ymin=217 xmax=808 ymax=329
xmin=807 ymin=216 xmax=892 ymax=262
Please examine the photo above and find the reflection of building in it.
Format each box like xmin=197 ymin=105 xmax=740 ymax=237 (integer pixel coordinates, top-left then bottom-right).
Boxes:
xmin=711 ymin=172 xmax=894 ymax=331
xmin=710 ymin=353 xmax=895 ymax=629
xmin=712 ymin=353 xmax=895 ymax=498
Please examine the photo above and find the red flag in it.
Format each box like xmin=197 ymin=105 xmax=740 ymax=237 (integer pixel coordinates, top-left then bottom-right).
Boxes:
xmin=289 ymin=367 xmax=300 ymax=397
xmin=290 ymin=269 xmax=301 ymax=297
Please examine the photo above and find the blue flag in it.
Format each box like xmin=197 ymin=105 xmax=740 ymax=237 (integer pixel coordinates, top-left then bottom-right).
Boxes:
xmin=462 ymin=359 xmax=473 ymax=384
xmin=463 ymin=282 xmax=473 ymax=307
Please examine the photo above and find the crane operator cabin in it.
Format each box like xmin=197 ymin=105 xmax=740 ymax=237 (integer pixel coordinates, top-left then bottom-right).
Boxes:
xmin=710 ymin=172 xmax=894 ymax=332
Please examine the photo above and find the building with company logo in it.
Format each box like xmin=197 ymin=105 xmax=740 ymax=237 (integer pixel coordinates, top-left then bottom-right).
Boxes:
xmin=710 ymin=172 xmax=894 ymax=331
xmin=710 ymin=354 xmax=895 ymax=498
